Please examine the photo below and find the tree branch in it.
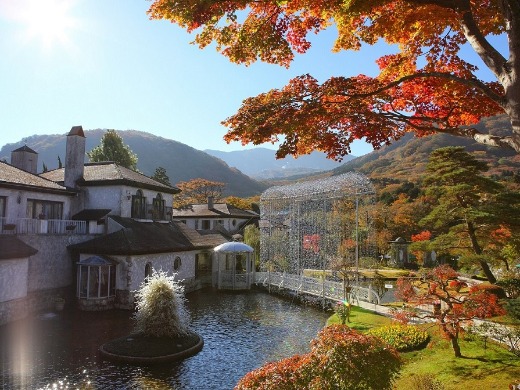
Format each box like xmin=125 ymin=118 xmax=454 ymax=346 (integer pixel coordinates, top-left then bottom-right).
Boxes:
xmin=335 ymin=72 xmax=505 ymax=108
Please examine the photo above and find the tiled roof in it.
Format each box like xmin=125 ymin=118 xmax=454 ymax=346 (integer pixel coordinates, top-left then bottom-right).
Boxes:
xmin=175 ymin=221 xmax=229 ymax=248
xmin=0 ymin=161 xmax=70 ymax=192
xmin=68 ymin=216 xmax=227 ymax=255
xmin=68 ymin=126 xmax=85 ymax=137
xmin=0 ymin=236 xmax=38 ymax=260
xmin=41 ymin=162 xmax=180 ymax=194
xmin=72 ymin=209 xmax=111 ymax=221
xmin=12 ymin=145 xmax=37 ymax=154
xmin=171 ymin=203 xmax=259 ymax=219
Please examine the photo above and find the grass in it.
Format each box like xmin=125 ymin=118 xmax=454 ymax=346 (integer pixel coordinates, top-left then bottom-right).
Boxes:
xmin=327 ymin=310 xmax=520 ymax=389
xmin=327 ymin=305 xmax=393 ymax=331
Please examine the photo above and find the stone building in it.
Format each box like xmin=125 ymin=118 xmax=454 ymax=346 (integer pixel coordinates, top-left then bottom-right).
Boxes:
xmin=0 ymin=126 xmax=239 ymax=323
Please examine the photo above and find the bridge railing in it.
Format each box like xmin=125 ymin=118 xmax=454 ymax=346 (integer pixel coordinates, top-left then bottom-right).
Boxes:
xmin=255 ymin=272 xmax=380 ymax=305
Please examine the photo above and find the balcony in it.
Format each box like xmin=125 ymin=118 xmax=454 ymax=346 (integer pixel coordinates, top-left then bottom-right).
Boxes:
xmin=0 ymin=217 xmax=87 ymax=235
xmin=132 ymin=204 xmax=172 ymax=221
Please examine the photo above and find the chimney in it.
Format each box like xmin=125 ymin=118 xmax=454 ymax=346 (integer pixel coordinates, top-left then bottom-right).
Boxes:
xmin=11 ymin=145 xmax=38 ymax=174
xmin=64 ymin=126 xmax=86 ymax=189
xmin=207 ymin=196 xmax=214 ymax=209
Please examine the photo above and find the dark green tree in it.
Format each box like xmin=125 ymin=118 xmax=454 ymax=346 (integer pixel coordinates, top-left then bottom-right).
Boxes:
xmin=57 ymin=155 xmax=63 ymax=169
xmin=42 ymin=162 xmax=48 ymax=173
xmin=151 ymin=166 xmax=171 ymax=186
xmin=244 ymin=224 xmax=260 ymax=270
xmin=87 ymin=130 xmax=138 ymax=171
xmin=420 ymin=147 xmax=520 ymax=283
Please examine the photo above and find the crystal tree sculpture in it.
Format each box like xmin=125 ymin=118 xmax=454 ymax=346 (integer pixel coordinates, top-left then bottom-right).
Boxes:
xmin=260 ymin=173 xmax=376 ymax=281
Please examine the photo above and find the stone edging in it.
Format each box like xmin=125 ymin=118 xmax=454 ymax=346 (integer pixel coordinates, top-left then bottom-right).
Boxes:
xmin=99 ymin=332 xmax=204 ymax=365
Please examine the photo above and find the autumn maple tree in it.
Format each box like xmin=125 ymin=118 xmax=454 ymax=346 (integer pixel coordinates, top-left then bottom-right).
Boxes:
xmin=174 ymin=178 xmax=225 ymax=208
xmin=148 ymin=0 xmax=520 ymax=158
xmin=396 ymin=264 xmax=505 ymax=357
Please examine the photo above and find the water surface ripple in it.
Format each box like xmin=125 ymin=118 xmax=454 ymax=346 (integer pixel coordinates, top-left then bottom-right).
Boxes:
xmin=0 ymin=289 xmax=329 ymax=390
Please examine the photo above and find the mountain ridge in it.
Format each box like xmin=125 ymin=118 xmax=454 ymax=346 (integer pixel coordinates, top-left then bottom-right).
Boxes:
xmin=204 ymin=148 xmax=356 ymax=179
xmin=0 ymin=129 xmax=266 ymax=198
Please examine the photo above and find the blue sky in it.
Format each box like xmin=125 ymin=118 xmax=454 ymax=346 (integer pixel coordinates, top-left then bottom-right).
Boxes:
xmin=0 ymin=0 xmax=505 ymax=157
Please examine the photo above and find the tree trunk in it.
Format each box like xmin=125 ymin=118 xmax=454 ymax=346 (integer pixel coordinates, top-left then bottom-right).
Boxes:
xmin=467 ymin=220 xmax=497 ymax=283
xmin=450 ymin=335 xmax=462 ymax=358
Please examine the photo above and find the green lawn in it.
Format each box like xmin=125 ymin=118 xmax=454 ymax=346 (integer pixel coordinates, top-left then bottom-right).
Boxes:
xmin=327 ymin=309 xmax=520 ymax=389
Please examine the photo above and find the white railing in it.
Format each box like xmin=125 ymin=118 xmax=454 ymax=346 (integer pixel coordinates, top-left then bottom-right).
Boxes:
xmin=0 ymin=217 xmax=87 ymax=235
xmin=255 ymin=271 xmax=380 ymax=305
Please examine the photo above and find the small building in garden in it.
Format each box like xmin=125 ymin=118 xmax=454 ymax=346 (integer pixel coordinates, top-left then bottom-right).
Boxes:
xmin=213 ymin=241 xmax=255 ymax=290
xmin=388 ymin=237 xmax=411 ymax=268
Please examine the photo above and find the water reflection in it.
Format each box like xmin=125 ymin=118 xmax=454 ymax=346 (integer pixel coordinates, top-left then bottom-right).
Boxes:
xmin=0 ymin=289 xmax=329 ymax=390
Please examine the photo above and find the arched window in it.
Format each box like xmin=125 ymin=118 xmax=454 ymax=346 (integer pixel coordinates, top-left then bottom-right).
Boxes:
xmin=145 ymin=262 xmax=153 ymax=280
xmin=152 ymin=193 xmax=165 ymax=220
xmin=132 ymin=189 xmax=146 ymax=219
xmin=174 ymin=256 xmax=182 ymax=271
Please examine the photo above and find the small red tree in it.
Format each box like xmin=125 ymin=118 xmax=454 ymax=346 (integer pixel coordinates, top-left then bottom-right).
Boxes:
xmin=396 ymin=265 xmax=505 ymax=357
xmin=235 ymin=325 xmax=402 ymax=390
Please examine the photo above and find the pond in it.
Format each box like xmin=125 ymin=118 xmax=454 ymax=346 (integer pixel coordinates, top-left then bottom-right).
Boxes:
xmin=0 ymin=289 xmax=330 ymax=389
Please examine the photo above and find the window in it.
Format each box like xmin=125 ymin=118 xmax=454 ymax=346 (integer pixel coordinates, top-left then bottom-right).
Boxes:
xmin=77 ymin=256 xmax=116 ymax=299
xmin=174 ymin=256 xmax=182 ymax=271
xmin=0 ymin=196 xmax=6 ymax=218
xmin=195 ymin=252 xmax=211 ymax=278
xmin=152 ymin=193 xmax=165 ymax=220
xmin=145 ymin=263 xmax=153 ymax=280
xmin=202 ymin=220 xmax=211 ymax=230
xmin=215 ymin=220 xmax=224 ymax=228
xmin=26 ymin=199 xmax=63 ymax=220
xmin=131 ymin=190 xmax=146 ymax=219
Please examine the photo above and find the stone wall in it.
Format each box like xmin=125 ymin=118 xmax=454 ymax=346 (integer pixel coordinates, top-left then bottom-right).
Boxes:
xmin=21 ymin=234 xmax=96 ymax=292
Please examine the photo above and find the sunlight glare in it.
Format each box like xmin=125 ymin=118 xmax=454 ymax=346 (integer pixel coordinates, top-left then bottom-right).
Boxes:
xmin=20 ymin=0 xmax=78 ymax=49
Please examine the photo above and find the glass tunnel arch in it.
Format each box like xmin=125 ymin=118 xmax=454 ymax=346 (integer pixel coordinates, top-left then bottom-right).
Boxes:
xmin=259 ymin=172 xmax=377 ymax=281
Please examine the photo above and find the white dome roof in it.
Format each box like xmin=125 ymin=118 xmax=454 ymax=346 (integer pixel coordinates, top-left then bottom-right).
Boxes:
xmin=214 ymin=242 xmax=254 ymax=253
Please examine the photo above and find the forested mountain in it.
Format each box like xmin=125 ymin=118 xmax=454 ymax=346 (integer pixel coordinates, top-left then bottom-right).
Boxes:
xmin=333 ymin=115 xmax=519 ymax=184
xmin=0 ymin=129 xmax=266 ymax=197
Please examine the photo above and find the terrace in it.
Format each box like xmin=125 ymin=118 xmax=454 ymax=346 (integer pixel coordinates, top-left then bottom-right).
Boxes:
xmin=0 ymin=217 xmax=87 ymax=235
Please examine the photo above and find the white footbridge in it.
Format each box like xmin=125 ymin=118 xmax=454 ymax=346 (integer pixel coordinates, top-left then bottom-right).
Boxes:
xmin=254 ymin=271 xmax=382 ymax=306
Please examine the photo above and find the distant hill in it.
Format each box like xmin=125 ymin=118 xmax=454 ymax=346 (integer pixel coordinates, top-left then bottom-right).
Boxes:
xmin=0 ymin=129 xmax=266 ymax=197
xmin=205 ymin=148 xmax=356 ymax=179
xmin=257 ymin=115 xmax=519 ymax=191
xmin=332 ymin=115 xmax=520 ymax=186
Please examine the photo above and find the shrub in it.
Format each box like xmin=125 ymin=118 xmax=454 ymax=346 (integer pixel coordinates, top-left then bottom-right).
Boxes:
xmin=308 ymin=325 xmax=402 ymax=390
xmin=235 ymin=354 xmax=313 ymax=390
xmin=506 ymin=297 xmax=520 ymax=321
xmin=497 ymin=277 xmax=520 ymax=299
xmin=235 ymin=325 xmax=402 ymax=390
xmin=334 ymin=301 xmax=351 ymax=324
xmin=368 ymin=324 xmax=430 ymax=351
xmin=133 ymin=269 xmax=189 ymax=337
xmin=474 ymin=283 xmax=507 ymax=299
xmin=410 ymin=374 xmax=445 ymax=390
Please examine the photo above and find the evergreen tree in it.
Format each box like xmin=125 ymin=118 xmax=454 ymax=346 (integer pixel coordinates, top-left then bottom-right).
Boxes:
xmin=87 ymin=130 xmax=138 ymax=171
xmin=420 ymin=147 xmax=520 ymax=283
xmin=151 ymin=166 xmax=171 ymax=186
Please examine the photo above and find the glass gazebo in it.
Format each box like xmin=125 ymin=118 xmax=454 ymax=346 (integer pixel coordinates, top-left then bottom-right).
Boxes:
xmin=76 ymin=255 xmax=116 ymax=310
xmin=213 ymin=242 xmax=254 ymax=290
